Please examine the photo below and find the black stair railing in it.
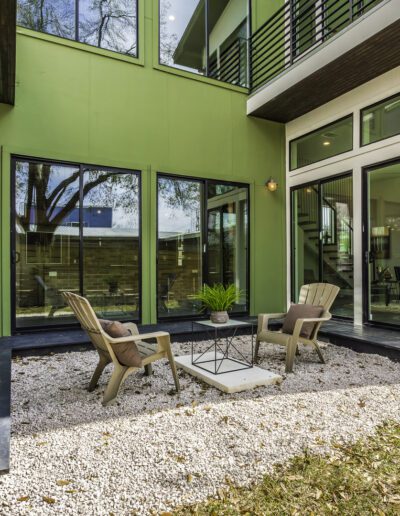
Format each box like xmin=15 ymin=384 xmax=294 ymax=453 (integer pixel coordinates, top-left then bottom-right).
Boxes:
xmin=249 ymin=0 xmax=384 ymax=93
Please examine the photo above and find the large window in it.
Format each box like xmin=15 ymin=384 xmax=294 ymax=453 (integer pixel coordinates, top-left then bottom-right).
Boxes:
xmin=157 ymin=175 xmax=249 ymax=319
xmin=17 ymin=0 xmax=138 ymax=56
xmin=290 ymin=116 xmax=353 ymax=170
xmin=361 ymin=93 xmax=400 ymax=146
xmin=159 ymin=0 xmax=249 ymax=87
xmin=13 ymin=158 xmax=140 ymax=330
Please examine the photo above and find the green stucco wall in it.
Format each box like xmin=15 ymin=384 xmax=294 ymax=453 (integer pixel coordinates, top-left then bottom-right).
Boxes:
xmin=0 ymin=0 xmax=286 ymax=335
xmin=252 ymin=0 xmax=284 ymax=30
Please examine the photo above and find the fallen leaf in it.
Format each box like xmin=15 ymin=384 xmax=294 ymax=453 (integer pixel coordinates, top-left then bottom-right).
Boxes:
xmin=42 ymin=496 xmax=56 ymax=504
xmin=17 ymin=496 xmax=30 ymax=502
xmin=56 ymin=480 xmax=72 ymax=486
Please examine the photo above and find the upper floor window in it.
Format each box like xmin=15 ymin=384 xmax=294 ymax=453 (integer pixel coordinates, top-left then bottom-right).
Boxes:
xmin=17 ymin=0 xmax=138 ymax=57
xmin=361 ymin=93 xmax=400 ymax=146
xmin=159 ymin=0 xmax=249 ymax=88
xmin=290 ymin=115 xmax=353 ymax=170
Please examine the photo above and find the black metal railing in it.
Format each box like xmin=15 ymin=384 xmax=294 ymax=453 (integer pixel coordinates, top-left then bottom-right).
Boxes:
xmin=249 ymin=0 xmax=384 ymax=92
xmin=208 ymin=37 xmax=248 ymax=88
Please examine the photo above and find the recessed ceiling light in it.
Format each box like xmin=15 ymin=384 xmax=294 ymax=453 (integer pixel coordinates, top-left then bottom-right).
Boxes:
xmin=168 ymin=15 xmax=176 ymax=21
xmin=323 ymin=141 xmax=331 ymax=146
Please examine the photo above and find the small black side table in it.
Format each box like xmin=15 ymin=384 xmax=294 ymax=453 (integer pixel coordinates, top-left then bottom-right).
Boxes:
xmin=191 ymin=319 xmax=254 ymax=375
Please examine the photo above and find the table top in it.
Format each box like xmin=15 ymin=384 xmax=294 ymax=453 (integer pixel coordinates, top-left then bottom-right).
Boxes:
xmin=193 ymin=318 xmax=254 ymax=329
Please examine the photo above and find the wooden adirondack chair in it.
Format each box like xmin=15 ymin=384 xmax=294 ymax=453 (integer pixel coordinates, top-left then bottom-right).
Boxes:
xmin=63 ymin=292 xmax=180 ymax=406
xmin=255 ymin=283 xmax=340 ymax=373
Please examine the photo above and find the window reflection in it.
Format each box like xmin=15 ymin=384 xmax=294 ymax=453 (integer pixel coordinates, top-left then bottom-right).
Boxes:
xmin=367 ymin=161 xmax=400 ymax=327
xmin=207 ymin=183 xmax=248 ymax=312
xmin=15 ymin=160 xmax=80 ymax=329
xmin=157 ymin=177 xmax=203 ymax=318
xmin=159 ymin=0 xmax=248 ymax=86
xmin=160 ymin=0 xmax=206 ymax=74
xmin=157 ymin=176 xmax=249 ymax=319
xmin=17 ymin=0 xmax=75 ymax=39
xmin=362 ymin=94 xmax=400 ymax=146
xmin=82 ymin=169 xmax=140 ymax=321
xmin=79 ymin=0 xmax=137 ymax=55
xmin=17 ymin=0 xmax=138 ymax=56
xmin=14 ymin=159 xmax=140 ymax=329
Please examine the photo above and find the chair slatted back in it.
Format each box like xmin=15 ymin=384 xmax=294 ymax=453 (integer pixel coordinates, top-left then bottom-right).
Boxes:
xmin=298 ymin=283 xmax=340 ymax=313
xmin=63 ymin=292 xmax=109 ymax=354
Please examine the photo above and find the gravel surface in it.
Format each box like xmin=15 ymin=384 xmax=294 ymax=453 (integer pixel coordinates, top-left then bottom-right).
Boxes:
xmin=1 ymin=338 xmax=399 ymax=515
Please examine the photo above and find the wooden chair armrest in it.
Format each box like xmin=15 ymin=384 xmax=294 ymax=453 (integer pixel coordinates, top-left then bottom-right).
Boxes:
xmin=105 ymin=331 xmax=170 ymax=344
xmin=258 ymin=313 xmax=287 ymax=333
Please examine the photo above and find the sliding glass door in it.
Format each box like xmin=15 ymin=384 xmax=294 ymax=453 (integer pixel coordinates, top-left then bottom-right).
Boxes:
xmin=157 ymin=175 xmax=249 ymax=319
xmin=291 ymin=174 xmax=353 ymax=318
xmin=364 ymin=160 xmax=400 ymax=326
xmin=82 ymin=168 xmax=140 ymax=321
xmin=13 ymin=158 xmax=140 ymax=330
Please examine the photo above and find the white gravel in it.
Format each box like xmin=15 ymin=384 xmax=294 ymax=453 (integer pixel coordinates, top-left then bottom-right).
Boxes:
xmin=1 ymin=338 xmax=399 ymax=515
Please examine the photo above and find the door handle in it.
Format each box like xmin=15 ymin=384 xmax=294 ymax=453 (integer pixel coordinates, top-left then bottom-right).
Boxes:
xmin=12 ymin=250 xmax=20 ymax=264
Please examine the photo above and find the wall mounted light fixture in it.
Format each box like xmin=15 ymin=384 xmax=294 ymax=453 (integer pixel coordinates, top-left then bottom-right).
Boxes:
xmin=265 ymin=178 xmax=278 ymax=192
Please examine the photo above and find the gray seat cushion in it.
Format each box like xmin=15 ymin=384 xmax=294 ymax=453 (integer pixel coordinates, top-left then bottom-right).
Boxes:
xmin=281 ymin=304 xmax=324 ymax=339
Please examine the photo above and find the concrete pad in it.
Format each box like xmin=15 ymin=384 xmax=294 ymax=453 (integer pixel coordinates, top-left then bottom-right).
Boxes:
xmin=175 ymin=352 xmax=282 ymax=393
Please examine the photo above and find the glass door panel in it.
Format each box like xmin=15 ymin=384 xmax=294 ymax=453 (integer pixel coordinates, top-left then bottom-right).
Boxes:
xmin=321 ymin=176 xmax=353 ymax=317
xmin=366 ymin=161 xmax=400 ymax=326
xmin=291 ymin=174 xmax=353 ymax=317
xmin=82 ymin=169 xmax=140 ymax=321
xmin=206 ymin=183 xmax=249 ymax=313
xmin=291 ymin=184 xmax=320 ymax=299
xmin=157 ymin=177 xmax=203 ymax=318
xmin=14 ymin=160 xmax=80 ymax=329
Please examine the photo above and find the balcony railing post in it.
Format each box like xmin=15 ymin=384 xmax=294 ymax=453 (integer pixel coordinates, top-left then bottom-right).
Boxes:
xmin=289 ymin=0 xmax=295 ymax=64
xmin=349 ymin=0 xmax=354 ymax=23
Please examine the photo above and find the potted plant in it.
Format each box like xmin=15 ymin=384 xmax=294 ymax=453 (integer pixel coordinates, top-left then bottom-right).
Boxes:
xmin=194 ymin=283 xmax=242 ymax=324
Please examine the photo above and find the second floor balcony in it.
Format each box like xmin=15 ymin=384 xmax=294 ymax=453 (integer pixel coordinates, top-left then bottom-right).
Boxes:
xmin=247 ymin=0 xmax=400 ymax=122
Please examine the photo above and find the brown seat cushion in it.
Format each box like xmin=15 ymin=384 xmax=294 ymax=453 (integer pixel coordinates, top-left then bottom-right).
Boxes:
xmin=98 ymin=319 xmax=142 ymax=368
xmin=281 ymin=304 xmax=324 ymax=339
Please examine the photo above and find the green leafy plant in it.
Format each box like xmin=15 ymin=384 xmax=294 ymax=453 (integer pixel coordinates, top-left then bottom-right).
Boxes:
xmin=194 ymin=283 xmax=242 ymax=312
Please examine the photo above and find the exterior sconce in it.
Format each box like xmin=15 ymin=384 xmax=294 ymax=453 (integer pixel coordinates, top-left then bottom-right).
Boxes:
xmin=265 ymin=178 xmax=278 ymax=192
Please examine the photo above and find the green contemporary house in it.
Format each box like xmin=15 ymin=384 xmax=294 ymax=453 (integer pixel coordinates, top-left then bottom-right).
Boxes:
xmin=0 ymin=0 xmax=399 ymax=337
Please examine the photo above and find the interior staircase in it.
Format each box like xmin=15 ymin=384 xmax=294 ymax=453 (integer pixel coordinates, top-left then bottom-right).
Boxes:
xmin=295 ymin=186 xmax=353 ymax=306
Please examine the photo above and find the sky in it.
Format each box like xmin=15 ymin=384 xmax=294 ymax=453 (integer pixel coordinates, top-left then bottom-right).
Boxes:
xmin=162 ymin=0 xmax=201 ymax=40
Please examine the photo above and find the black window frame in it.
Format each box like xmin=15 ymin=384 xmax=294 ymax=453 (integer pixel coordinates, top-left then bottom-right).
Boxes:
xmin=16 ymin=0 xmax=139 ymax=59
xmin=360 ymin=92 xmax=400 ymax=147
xmin=156 ymin=172 xmax=250 ymax=322
xmin=11 ymin=155 xmax=142 ymax=334
xmin=289 ymin=114 xmax=354 ymax=171
xmin=158 ymin=0 xmax=252 ymax=89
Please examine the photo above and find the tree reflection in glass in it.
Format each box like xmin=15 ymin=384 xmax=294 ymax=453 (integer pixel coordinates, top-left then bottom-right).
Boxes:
xmin=157 ymin=177 xmax=203 ymax=318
